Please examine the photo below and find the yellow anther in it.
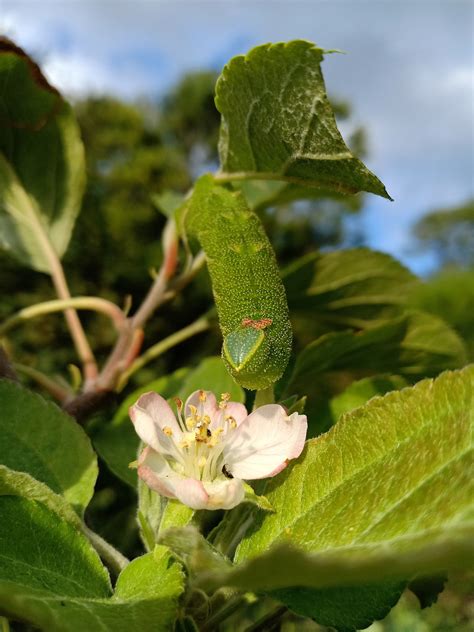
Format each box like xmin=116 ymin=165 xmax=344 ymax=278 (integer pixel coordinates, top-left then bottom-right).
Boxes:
xmin=203 ymin=415 xmax=211 ymax=425
xmin=221 ymin=392 xmax=231 ymax=402
xmin=186 ymin=416 xmax=196 ymax=429
xmin=226 ymin=415 xmax=237 ymax=429
xmin=199 ymin=390 xmax=207 ymax=402
xmin=178 ymin=440 xmax=189 ymax=449
xmin=162 ymin=426 xmax=173 ymax=437
xmin=188 ymin=404 xmax=198 ymax=417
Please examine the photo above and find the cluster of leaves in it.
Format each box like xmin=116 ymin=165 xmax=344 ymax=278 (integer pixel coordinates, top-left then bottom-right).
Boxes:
xmin=0 ymin=37 xmax=473 ymax=632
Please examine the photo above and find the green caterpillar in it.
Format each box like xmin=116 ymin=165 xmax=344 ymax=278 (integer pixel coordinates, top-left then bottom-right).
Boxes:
xmin=184 ymin=175 xmax=292 ymax=390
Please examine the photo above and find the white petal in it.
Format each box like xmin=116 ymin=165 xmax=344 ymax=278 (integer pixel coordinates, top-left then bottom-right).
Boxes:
xmin=223 ymin=405 xmax=307 ymax=480
xmin=221 ymin=402 xmax=248 ymax=427
xmin=185 ymin=390 xmax=219 ymax=421
xmin=130 ymin=392 xmax=182 ymax=456
xmin=138 ymin=447 xmax=210 ymax=510
xmin=202 ymin=478 xmax=245 ymax=510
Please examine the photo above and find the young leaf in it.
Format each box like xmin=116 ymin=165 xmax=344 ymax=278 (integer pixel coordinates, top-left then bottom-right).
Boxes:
xmin=0 ymin=496 xmax=111 ymax=599
xmin=0 ymin=498 xmax=184 ymax=631
xmin=0 ymin=379 xmax=97 ymax=515
xmin=0 ymin=38 xmax=85 ymax=272
xmin=196 ymin=367 xmax=474 ymax=626
xmin=0 ymin=464 xmax=81 ymax=528
xmin=215 ymin=41 xmax=391 ymax=199
xmin=184 ymin=176 xmax=292 ymax=389
xmin=283 ymin=248 xmax=417 ymax=328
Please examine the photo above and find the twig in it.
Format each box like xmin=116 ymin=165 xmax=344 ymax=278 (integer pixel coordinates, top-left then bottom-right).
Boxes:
xmin=0 ymin=296 xmax=126 ymax=337
xmin=117 ymin=313 xmax=212 ymax=391
xmin=131 ymin=218 xmax=178 ymax=329
xmin=15 ymin=363 xmax=71 ymax=402
xmin=0 ymin=345 xmax=17 ymax=382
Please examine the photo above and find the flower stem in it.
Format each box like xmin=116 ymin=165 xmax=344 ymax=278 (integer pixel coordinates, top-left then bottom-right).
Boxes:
xmin=201 ymin=592 xmax=249 ymax=632
xmin=253 ymin=385 xmax=275 ymax=409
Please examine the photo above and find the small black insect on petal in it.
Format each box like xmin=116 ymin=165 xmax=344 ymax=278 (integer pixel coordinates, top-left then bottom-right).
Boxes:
xmin=222 ymin=464 xmax=234 ymax=479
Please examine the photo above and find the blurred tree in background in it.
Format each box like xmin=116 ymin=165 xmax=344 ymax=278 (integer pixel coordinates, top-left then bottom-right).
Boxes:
xmin=413 ymin=199 xmax=474 ymax=269
xmin=410 ymin=199 xmax=474 ymax=362
xmin=0 ymin=70 xmax=370 ymax=384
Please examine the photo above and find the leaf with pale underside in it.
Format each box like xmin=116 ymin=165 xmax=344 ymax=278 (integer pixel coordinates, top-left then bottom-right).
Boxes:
xmin=215 ymin=41 xmax=391 ymax=199
xmin=0 ymin=496 xmax=184 ymax=631
xmin=0 ymin=379 xmax=97 ymax=515
xmin=283 ymin=248 xmax=417 ymax=328
xmin=195 ymin=367 xmax=474 ymax=628
xmin=0 ymin=38 xmax=85 ymax=272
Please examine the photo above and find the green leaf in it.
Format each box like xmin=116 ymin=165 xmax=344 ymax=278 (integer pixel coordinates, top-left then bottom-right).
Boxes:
xmin=0 ymin=464 xmax=81 ymax=528
xmin=0 ymin=380 xmax=97 ymax=515
xmin=243 ymin=483 xmax=274 ymax=512
xmin=329 ymin=375 xmax=408 ymax=421
xmin=0 ymin=38 xmax=85 ymax=272
xmin=138 ymin=484 xmax=195 ymax=551
xmin=93 ymin=368 xmax=189 ymax=487
xmin=215 ymin=41 xmax=391 ymax=199
xmin=286 ymin=311 xmax=466 ymax=435
xmin=0 ymin=497 xmax=184 ymax=631
xmin=158 ymin=526 xmax=231 ymax=577
xmin=283 ymin=248 xmax=417 ymax=328
xmin=271 ymin=584 xmax=404 ymax=631
xmin=196 ymin=367 xmax=474 ymax=627
xmin=0 ymin=496 xmax=111 ymax=599
xmin=289 ymin=311 xmax=466 ymax=386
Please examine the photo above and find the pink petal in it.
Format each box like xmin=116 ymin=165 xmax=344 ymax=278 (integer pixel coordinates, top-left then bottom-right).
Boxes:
xmin=129 ymin=392 xmax=182 ymax=454
xmin=202 ymin=478 xmax=245 ymax=510
xmin=185 ymin=390 xmax=219 ymax=421
xmin=223 ymin=405 xmax=307 ymax=480
xmin=137 ymin=447 xmax=177 ymax=499
xmin=137 ymin=447 xmax=210 ymax=510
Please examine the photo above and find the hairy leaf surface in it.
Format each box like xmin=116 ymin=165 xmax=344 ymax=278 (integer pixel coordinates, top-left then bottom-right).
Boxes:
xmin=197 ymin=368 xmax=474 ymax=625
xmin=215 ymin=41 xmax=390 ymax=199
xmin=0 ymin=38 xmax=85 ymax=271
xmin=0 ymin=380 xmax=97 ymax=515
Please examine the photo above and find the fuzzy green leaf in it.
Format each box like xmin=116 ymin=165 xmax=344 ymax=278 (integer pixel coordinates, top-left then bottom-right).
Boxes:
xmin=0 ymin=38 xmax=85 ymax=272
xmin=215 ymin=41 xmax=391 ymax=199
xmin=283 ymin=248 xmax=417 ymax=328
xmin=197 ymin=368 xmax=474 ymax=627
xmin=0 ymin=380 xmax=97 ymax=515
xmin=0 ymin=497 xmax=184 ymax=631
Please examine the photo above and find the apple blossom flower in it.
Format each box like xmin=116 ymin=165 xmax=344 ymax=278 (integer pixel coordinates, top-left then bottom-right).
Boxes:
xmin=129 ymin=389 xmax=307 ymax=511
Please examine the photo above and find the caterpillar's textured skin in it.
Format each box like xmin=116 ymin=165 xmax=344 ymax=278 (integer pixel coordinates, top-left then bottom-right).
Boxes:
xmin=184 ymin=175 xmax=292 ymax=389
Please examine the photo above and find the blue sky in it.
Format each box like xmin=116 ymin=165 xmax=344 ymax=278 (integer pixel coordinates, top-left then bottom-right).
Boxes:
xmin=2 ymin=0 xmax=473 ymax=275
